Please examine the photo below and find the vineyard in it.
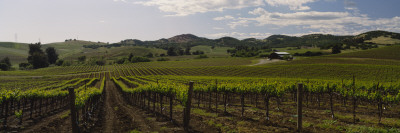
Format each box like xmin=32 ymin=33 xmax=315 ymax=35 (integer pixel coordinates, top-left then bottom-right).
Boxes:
xmin=1 ymin=46 xmax=400 ymax=132
xmin=2 ymin=71 xmax=400 ymax=132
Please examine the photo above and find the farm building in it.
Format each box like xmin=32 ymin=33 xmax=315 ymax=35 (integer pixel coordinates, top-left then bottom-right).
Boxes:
xmin=269 ymin=52 xmax=293 ymax=60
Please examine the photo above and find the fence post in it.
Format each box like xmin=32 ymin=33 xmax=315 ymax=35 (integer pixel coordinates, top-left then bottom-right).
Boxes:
xmin=2 ymin=100 xmax=8 ymax=130
xmin=297 ymin=83 xmax=303 ymax=132
xmin=184 ymin=81 xmax=194 ymax=132
xmin=68 ymin=87 xmax=80 ymax=133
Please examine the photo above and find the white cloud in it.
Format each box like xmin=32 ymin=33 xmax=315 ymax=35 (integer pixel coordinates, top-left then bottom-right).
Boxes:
xmin=228 ymin=19 xmax=250 ymax=29
xmin=213 ymin=27 xmax=224 ymax=30
xmin=213 ymin=15 xmax=235 ymax=21
xmin=225 ymin=7 xmax=400 ymax=35
xmin=249 ymin=7 xmax=268 ymax=15
xmin=204 ymin=32 xmax=272 ymax=39
xmin=113 ymin=0 xmax=127 ymax=2
xmin=135 ymin=0 xmax=265 ymax=16
xmin=264 ymin=0 xmax=316 ymax=10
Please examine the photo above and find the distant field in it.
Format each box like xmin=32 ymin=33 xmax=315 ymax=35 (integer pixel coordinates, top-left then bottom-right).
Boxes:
xmin=0 ymin=42 xmax=30 ymax=65
xmin=331 ymin=45 xmax=400 ymax=60
xmin=191 ymin=45 xmax=231 ymax=57
xmin=273 ymin=57 xmax=400 ymax=66
xmin=62 ymin=46 xmax=167 ymax=61
xmin=2 ymin=42 xmax=400 ymax=133
xmin=365 ymin=36 xmax=400 ymax=44
xmin=273 ymin=47 xmax=331 ymax=54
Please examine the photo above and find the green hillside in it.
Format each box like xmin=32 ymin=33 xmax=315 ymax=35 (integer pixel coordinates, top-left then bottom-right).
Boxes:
xmin=0 ymin=42 xmax=30 ymax=65
xmin=331 ymin=45 xmax=400 ymax=60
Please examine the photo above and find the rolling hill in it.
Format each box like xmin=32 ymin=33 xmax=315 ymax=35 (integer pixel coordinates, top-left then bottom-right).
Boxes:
xmin=1 ymin=30 xmax=400 ymax=67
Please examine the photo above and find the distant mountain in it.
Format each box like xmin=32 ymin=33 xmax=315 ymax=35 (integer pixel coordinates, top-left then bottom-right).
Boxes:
xmin=84 ymin=30 xmax=400 ymax=50
xmin=356 ymin=30 xmax=400 ymax=40
xmin=1 ymin=30 xmax=399 ymax=65
xmin=167 ymin=34 xmax=204 ymax=43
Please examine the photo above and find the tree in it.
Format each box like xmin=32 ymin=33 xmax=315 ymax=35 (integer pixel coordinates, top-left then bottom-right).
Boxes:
xmin=128 ymin=53 xmax=134 ymax=61
xmin=29 ymin=43 xmax=42 ymax=55
xmin=78 ymin=56 xmax=86 ymax=62
xmin=28 ymin=52 xmax=49 ymax=69
xmin=131 ymin=56 xmax=150 ymax=63
xmin=0 ymin=57 xmax=11 ymax=68
xmin=146 ymin=53 xmax=154 ymax=58
xmin=167 ymin=47 xmax=177 ymax=56
xmin=55 ymin=59 xmax=64 ymax=66
xmin=185 ymin=47 xmax=191 ymax=55
xmin=19 ymin=63 xmax=32 ymax=70
xmin=46 ymin=47 xmax=59 ymax=64
xmin=0 ymin=63 xmax=9 ymax=71
xmin=332 ymin=44 xmax=342 ymax=54
xmin=28 ymin=43 xmax=49 ymax=69
xmin=178 ymin=49 xmax=184 ymax=55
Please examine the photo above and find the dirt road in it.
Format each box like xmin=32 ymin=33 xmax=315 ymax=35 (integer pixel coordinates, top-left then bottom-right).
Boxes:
xmin=248 ymin=59 xmax=283 ymax=66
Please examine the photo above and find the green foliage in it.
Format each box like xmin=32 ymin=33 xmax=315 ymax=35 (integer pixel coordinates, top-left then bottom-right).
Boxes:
xmin=15 ymin=110 xmax=23 ymax=118
xmin=345 ymin=125 xmax=400 ymax=133
xmin=88 ymin=57 xmax=106 ymax=66
xmin=45 ymin=47 xmax=58 ymax=64
xmin=259 ymin=54 xmax=269 ymax=58
xmin=185 ymin=47 xmax=191 ymax=55
xmin=28 ymin=43 xmax=49 ymax=69
xmin=0 ymin=63 xmax=10 ymax=71
xmin=131 ymin=56 xmax=150 ymax=63
xmin=19 ymin=63 xmax=32 ymax=70
xmin=332 ymin=44 xmax=342 ymax=54
xmin=1 ymin=57 xmax=11 ymax=67
xmin=62 ymin=60 xmax=72 ymax=66
xmin=167 ymin=46 xmax=178 ymax=56
xmin=192 ymin=50 xmax=204 ymax=55
xmin=28 ymin=52 xmax=49 ymax=69
xmin=227 ymin=45 xmax=261 ymax=57
xmin=157 ymin=58 xmax=170 ymax=61
xmin=146 ymin=52 xmax=154 ymax=58
xmin=293 ymin=51 xmax=323 ymax=56
xmin=0 ymin=57 xmax=12 ymax=71
xmin=78 ymin=56 xmax=86 ymax=62
xmin=333 ymin=45 xmax=400 ymax=60
xmin=196 ymin=54 xmax=208 ymax=59
xmin=55 ymin=59 xmax=64 ymax=66
xmin=116 ymin=57 xmax=128 ymax=64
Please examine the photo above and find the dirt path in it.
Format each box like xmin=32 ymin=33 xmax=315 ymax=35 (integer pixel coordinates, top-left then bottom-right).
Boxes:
xmin=20 ymin=111 xmax=71 ymax=133
xmin=17 ymin=79 xmax=179 ymax=133
xmin=94 ymin=80 xmax=164 ymax=133
xmin=248 ymin=59 xmax=283 ymax=66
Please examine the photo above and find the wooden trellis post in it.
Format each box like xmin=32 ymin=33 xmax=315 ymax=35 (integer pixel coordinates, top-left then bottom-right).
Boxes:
xmin=184 ymin=81 xmax=194 ymax=132
xmin=297 ymin=83 xmax=303 ymax=132
xmin=68 ymin=87 xmax=80 ymax=133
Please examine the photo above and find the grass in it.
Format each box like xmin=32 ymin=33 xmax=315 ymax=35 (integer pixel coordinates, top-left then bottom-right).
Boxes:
xmin=316 ymin=120 xmax=337 ymax=129
xmin=345 ymin=125 xmax=400 ymax=133
xmin=273 ymin=47 xmax=331 ymax=55
xmin=331 ymin=45 xmax=400 ymax=60
xmin=60 ymin=111 xmax=70 ymax=119
xmin=274 ymin=57 xmax=400 ymax=66
xmin=303 ymin=121 xmax=313 ymax=128
xmin=364 ymin=36 xmax=400 ymax=45
xmin=192 ymin=108 xmax=217 ymax=117
xmin=191 ymin=45 xmax=231 ymax=57
xmin=129 ymin=129 xmax=142 ymax=133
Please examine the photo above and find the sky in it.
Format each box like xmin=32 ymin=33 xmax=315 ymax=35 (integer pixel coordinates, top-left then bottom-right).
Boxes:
xmin=0 ymin=0 xmax=399 ymax=44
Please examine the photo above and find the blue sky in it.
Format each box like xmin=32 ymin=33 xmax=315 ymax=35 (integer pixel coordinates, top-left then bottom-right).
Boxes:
xmin=0 ymin=0 xmax=399 ymax=43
